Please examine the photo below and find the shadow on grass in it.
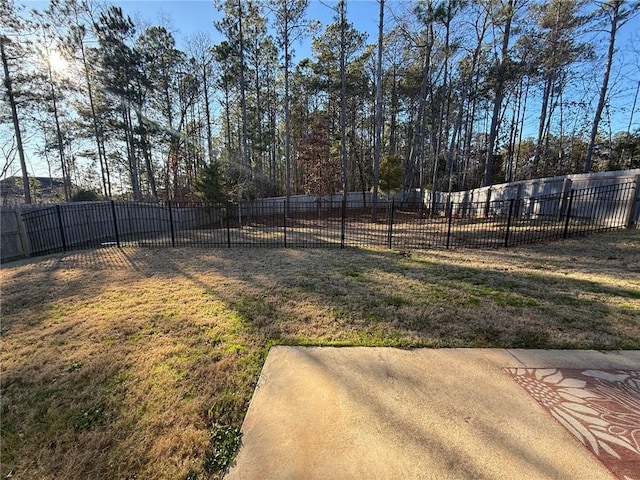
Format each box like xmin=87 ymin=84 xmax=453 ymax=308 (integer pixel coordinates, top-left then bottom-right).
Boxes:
xmin=0 ymin=349 xmax=130 ymax=479
xmin=0 ymin=247 xmax=151 ymax=335
xmin=119 ymin=241 xmax=639 ymax=351
xmin=1 ymin=230 xmax=638 ymax=479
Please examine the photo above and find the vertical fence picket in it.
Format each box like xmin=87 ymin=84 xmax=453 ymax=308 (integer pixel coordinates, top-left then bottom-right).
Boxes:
xmin=387 ymin=200 xmax=394 ymax=249
xmin=56 ymin=205 xmax=67 ymax=252
xmin=505 ymin=199 xmax=514 ymax=247
xmin=111 ymin=201 xmax=120 ymax=247
xmin=563 ymin=190 xmax=574 ymax=239
xmin=283 ymin=205 xmax=287 ymax=248
xmin=446 ymin=202 xmax=454 ymax=249
xmin=168 ymin=201 xmax=176 ymax=247
xmin=226 ymin=203 xmax=231 ymax=248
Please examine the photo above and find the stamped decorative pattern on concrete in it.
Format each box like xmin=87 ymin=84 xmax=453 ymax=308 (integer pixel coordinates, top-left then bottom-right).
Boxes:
xmin=507 ymin=368 xmax=640 ymax=480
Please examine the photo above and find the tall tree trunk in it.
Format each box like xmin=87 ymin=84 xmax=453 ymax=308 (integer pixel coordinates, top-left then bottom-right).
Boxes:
xmin=161 ymin=74 xmax=175 ymax=199
xmin=627 ymin=80 xmax=639 ymax=135
xmin=123 ymin=103 xmax=142 ymax=201
xmin=1 ymin=36 xmax=31 ymax=204
xmin=269 ymin=94 xmax=277 ymax=194
xmin=389 ymin=65 xmax=398 ymax=156
xmin=372 ymin=0 xmax=384 ymax=220
xmin=462 ymin=72 xmax=480 ymax=190
xmin=434 ymin=7 xmax=453 ymax=195
xmin=349 ymin=122 xmax=367 ymax=205
xmin=254 ymin=54 xmax=264 ymax=198
xmin=46 ymin=60 xmax=71 ymax=202
xmin=558 ymin=87 xmax=564 ymax=174
xmin=540 ymin=81 xmax=557 ymax=176
xmin=484 ymin=0 xmax=515 ymax=187
xmin=237 ymin=0 xmax=251 ymax=173
xmin=136 ymin=111 xmax=157 ymax=201
xmin=202 ymin=61 xmax=214 ymax=164
xmin=506 ymin=76 xmax=524 ymax=181
xmin=447 ymin=98 xmax=464 ymax=191
xmin=532 ymin=73 xmax=553 ymax=176
xmin=405 ymin=31 xmax=432 ymax=203
xmin=223 ymin=80 xmax=232 ymax=164
xmin=78 ymin=34 xmax=111 ymax=199
xmin=339 ymin=0 xmax=347 ymax=197
xmin=513 ymin=77 xmax=530 ymax=181
xmin=584 ymin=0 xmax=622 ymax=173
xmin=283 ymin=7 xmax=292 ymax=215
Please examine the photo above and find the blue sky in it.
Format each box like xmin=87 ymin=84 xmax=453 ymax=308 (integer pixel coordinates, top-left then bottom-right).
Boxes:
xmin=112 ymin=0 xmax=382 ymax=57
xmin=18 ymin=0 xmax=384 ymax=59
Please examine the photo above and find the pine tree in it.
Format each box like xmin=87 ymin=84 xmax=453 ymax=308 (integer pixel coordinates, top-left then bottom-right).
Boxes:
xmin=372 ymin=0 xmax=385 ymax=219
xmin=93 ymin=6 xmax=143 ymax=200
xmin=483 ymin=0 xmax=517 ymax=187
xmin=1 ymin=0 xmax=32 ymax=203
xmin=584 ymin=0 xmax=639 ymax=172
xmin=194 ymin=161 xmax=228 ymax=203
xmin=528 ymin=0 xmax=590 ymax=176
xmin=60 ymin=0 xmax=113 ymax=199
xmin=271 ymin=0 xmax=313 ymax=213
xmin=32 ymin=6 xmax=75 ymax=201
xmin=299 ymin=114 xmax=339 ymax=196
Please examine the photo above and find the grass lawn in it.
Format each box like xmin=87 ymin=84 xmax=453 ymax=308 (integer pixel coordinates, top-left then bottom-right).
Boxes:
xmin=1 ymin=230 xmax=639 ymax=479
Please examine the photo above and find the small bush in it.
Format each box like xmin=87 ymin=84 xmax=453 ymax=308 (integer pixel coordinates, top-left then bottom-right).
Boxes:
xmin=71 ymin=189 xmax=101 ymax=202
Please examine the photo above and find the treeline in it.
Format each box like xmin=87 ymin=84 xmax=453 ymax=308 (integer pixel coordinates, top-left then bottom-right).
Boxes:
xmin=1 ymin=0 xmax=639 ymax=205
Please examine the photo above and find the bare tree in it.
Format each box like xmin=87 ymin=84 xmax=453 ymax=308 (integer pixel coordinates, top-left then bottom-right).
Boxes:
xmin=484 ymin=0 xmax=516 ymax=187
xmin=584 ymin=0 xmax=639 ymax=172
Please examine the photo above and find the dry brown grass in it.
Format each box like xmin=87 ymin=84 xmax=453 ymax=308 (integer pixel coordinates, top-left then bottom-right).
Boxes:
xmin=1 ymin=230 xmax=639 ymax=479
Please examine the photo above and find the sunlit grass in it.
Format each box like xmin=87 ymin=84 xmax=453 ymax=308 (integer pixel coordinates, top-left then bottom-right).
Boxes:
xmin=1 ymin=230 xmax=638 ymax=479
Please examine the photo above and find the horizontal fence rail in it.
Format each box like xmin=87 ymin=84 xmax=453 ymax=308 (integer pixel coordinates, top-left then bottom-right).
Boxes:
xmin=15 ymin=181 xmax=638 ymax=258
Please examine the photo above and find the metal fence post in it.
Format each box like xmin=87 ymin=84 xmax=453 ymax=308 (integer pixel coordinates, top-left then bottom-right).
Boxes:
xmin=387 ymin=199 xmax=394 ymax=249
xmin=505 ymin=198 xmax=514 ymax=247
xmin=283 ymin=204 xmax=287 ymax=248
xmin=484 ymin=187 xmax=492 ymax=218
xmin=446 ymin=201 xmax=454 ymax=249
xmin=56 ymin=205 xmax=68 ymax=252
xmin=168 ymin=201 xmax=176 ymax=247
xmin=15 ymin=205 xmax=32 ymax=257
xmin=557 ymin=178 xmax=573 ymax=221
xmin=625 ymin=174 xmax=640 ymax=228
xmin=340 ymin=194 xmax=347 ymax=249
xmin=110 ymin=200 xmax=120 ymax=247
xmin=226 ymin=203 xmax=231 ymax=248
xmin=563 ymin=189 xmax=574 ymax=239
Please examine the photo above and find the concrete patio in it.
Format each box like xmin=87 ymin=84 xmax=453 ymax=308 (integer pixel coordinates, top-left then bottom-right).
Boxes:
xmin=226 ymin=347 xmax=639 ymax=480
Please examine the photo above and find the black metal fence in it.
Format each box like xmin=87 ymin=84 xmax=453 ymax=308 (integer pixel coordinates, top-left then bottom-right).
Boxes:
xmin=20 ymin=182 xmax=638 ymax=257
